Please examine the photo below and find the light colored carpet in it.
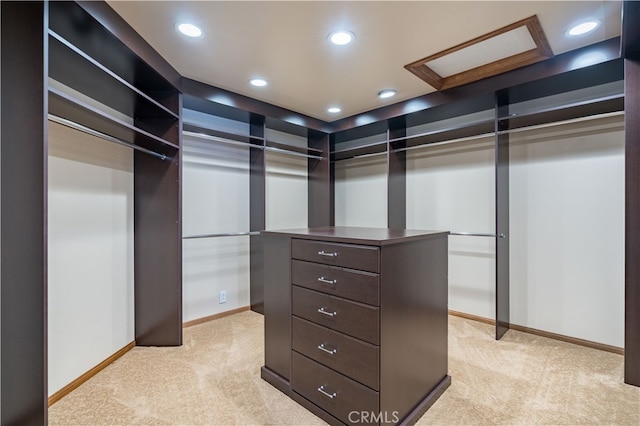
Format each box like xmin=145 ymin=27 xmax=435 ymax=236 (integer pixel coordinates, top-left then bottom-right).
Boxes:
xmin=49 ymin=311 xmax=640 ymax=425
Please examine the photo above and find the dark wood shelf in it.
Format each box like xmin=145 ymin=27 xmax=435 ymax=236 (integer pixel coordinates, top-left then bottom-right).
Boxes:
xmin=49 ymin=1 xmax=178 ymax=113
xmin=49 ymin=31 xmax=179 ymax=146
xmin=331 ymin=140 xmax=388 ymax=161
xmin=499 ymin=94 xmax=624 ymax=130
xmin=183 ymin=122 xmax=264 ymax=147
xmin=49 ymin=87 xmax=179 ymax=154
xmin=391 ymin=119 xmax=495 ymax=150
xmin=266 ymin=140 xmax=324 ymax=156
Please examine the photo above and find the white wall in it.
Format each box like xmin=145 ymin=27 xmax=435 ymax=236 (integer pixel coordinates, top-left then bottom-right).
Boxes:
xmin=182 ymin=135 xmax=250 ymax=322
xmin=265 ymin=150 xmax=308 ymax=230
xmin=407 ymin=137 xmax=496 ymax=319
xmin=509 ymin=114 xmax=625 ymax=347
xmin=48 ymin=121 xmax=134 ymax=395
xmin=334 ymin=155 xmax=388 ymax=227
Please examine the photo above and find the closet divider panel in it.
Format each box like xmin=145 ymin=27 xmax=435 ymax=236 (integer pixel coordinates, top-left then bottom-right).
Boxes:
xmin=250 ymin=114 xmax=266 ymax=313
xmin=1 ymin=2 xmax=48 ymax=423
xmin=623 ymin=0 xmax=640 ymax=386
xmin=388 ymin=116 xmax=407 ymax=229
xmin=495 ymin=90 xmax=510 ymax=339
xmin=308 ymin=130 xmax=332 ymax=227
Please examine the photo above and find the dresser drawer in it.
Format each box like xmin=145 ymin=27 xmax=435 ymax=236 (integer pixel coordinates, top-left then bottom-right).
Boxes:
xmin=292 ymin=352 xmax=379 ymax=425
xmin=292 ymin=260 xmax=379 ymax=306
xmin=292 ymin=239 xmax=379 ymax=273
xmin=293 ymin=317 xmax=379 ymax=390
xmin=292 ymin=286 xmax=379 ymax=345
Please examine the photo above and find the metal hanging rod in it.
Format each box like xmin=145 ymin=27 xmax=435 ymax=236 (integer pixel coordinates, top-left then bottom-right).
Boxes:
xmin=263 ymin=145 xmax=324 ymax=160
xmin=392 ymin=132 xmax=495 ymax=153
xmin=499 ymin=110 xmax=624 ymax=136
xmin=183 ymin=130 xmax=256 ymax=149
xmin=183 ymin=231 xmax=261 ymax=239
xmin=184 ymin=130 xmax=324 ymax=160
xmin=450 ymin=232 xmax=506 ymax=238
xmin=49 ymin=114 xmax=167 ymax=160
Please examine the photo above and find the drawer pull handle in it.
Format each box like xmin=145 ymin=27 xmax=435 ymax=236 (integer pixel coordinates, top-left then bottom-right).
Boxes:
xmin=317 ymin=277 xmax=337 ymax=285
xmin=317 ymin=343 xmax=337 ymax=355
xmin=317 ymin=307 xmax=337 ymax=317
xmin=317 ymin=386 xmax=337 ymax=399
xmin=318 ymin=250 xmax=338 ymax=257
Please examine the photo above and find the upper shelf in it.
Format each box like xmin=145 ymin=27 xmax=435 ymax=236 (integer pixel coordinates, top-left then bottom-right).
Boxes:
xmin=48 ymin=1 xmax=178 ymax=112
xmin=49 ymin=86 xmax=179 ymax=154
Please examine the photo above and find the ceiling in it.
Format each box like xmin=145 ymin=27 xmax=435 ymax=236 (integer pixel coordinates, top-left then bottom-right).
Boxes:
xmin=106 ymin=1 xmax=622 ymax=122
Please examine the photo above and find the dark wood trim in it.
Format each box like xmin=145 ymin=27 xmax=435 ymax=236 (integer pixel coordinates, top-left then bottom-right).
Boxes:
xmin=448 ymin=311 xmax=625 ymax=355
xmin=332 ymin=37 xmax=620 ymax=132
xmin=399 ymin=375 xmax=451 ymax=426
xmin=495 ymin=90 xmax=510 ymax=340
xmin=260 ymin=367 xmax=291 ymax=396
xmin=387 ymin=116 xmax=406 ymax=228
xmin=622 ymin=1 xmax=640 ymax=60
xmin=308 ymin=130 xmax=332 ymax=227
xmin=182 ymin=306 xmax=251 ymax=328
xmin=1 ymin=2 xmax=48 ymax=424
xmin=181 ymin=77 xmax=330 ymax=133
xmin=250 ymin=114 xmax=266 ymax=314
xmin=625 ymin=56 xmax=640 ymax=386
xmin=48 ymin=341 xmax=136 ymax=406
xmin=75 ymin=1 xmax=181 ymax=89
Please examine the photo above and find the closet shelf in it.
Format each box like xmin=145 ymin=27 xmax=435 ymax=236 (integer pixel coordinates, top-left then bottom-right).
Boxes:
xmin=499 ymin=93 xmax=624 ymax=130
xmin=390 ymin=119 xmax=495 ymax=149
xmin=331 ymin=140 xmax=388 ymax=161
xmin=183 ymin=122 xmax=264 ymax=146
xmin=49 ymin=87 xmax=179 ymax=153
xmin=265 ymin=140 xmax=324 ymax=156
xmin=49 ymin=31 xmax=179 ymax=124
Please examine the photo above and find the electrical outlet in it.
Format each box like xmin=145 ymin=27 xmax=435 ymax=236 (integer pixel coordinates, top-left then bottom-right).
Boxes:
xmin=219 ymin=290 xmax=227 ymax=304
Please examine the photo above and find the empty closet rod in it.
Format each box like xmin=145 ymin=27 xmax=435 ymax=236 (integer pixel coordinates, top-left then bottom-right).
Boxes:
xmin=183 ymin=130 xmax=323 ymax=160
xmin=183 ymin=231 xmax=261 ymax=239
xmin=48 ymin=115 xmax=167 ymax=160
xmin=499 ymin=110 xmax=624 ymax=135
xmin=392 ymin=132 xmax=495 ymax=153
xmin=263 ymin=145 xmax=324 ymax=160
xmin=183 ymin=130 xmax=256 ymax=149
xmin=450 ymin=232 xmax=506 ymax=238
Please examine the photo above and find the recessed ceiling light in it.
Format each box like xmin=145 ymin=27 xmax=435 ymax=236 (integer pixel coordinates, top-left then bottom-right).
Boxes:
xmin=378 ymin=89 xmax=397 ymax=99
xmin=249 ymin=78 xmax=268 ymax=87
xmin=328 ymin=31 xmax=354 ymax=46
xmin=327 ymin=107 xmax=342 ymax=114
xmin=176 ymin=23 xmax=203 ymax=38
xmin=567 ymin=20 xmax=600 ymax=36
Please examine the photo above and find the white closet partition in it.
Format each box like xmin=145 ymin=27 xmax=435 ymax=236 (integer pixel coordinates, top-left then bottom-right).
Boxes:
xmin=334 ymin=156 xmax=388 ymax=227
xmin=509 ymin=114 xmax=625 ymax=347
xmin=48 ymin=121 xmax=134 ymax=396
xmin=182 ymin=134 xmax=250 ymax=322
xmin=406 ymin=137 xmax=496 ymax=319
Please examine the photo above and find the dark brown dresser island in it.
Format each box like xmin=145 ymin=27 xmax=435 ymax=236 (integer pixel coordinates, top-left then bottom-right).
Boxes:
xmin=260 ymin=227 xmax=450 ymax=425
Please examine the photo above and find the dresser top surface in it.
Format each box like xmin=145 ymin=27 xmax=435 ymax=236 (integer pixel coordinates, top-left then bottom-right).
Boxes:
xmin=261 ymin=226 xmax=448 ymax=246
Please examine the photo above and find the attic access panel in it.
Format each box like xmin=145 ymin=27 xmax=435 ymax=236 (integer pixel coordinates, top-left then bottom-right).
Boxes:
xmin=405 ymin=15 xmax=553 ymax=91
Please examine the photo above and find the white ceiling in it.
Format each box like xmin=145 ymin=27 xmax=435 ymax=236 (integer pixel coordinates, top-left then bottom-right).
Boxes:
xmin=107 ymin=1 xmax=622 ymax=122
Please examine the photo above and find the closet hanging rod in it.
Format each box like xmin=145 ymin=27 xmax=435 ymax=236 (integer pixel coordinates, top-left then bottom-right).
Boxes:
xmin=48 ymin=114 xmax=167 ymax=160
xmin=499 ymin=110 xmax=624 ymax=136
xmin=449 ymin=232 xmax=507 ymax=238
xmin=183 ymin=130 xmax=257 ymax=149
xmin=263 ymin=145 xmax=324 ymax=160
xmin=392 ymin=132 xmax=495 ymax=153
xmin=183 ymin=231 xmax=261 ymax=239
xmin=449 ymin=232 xmax=506 ymax=238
